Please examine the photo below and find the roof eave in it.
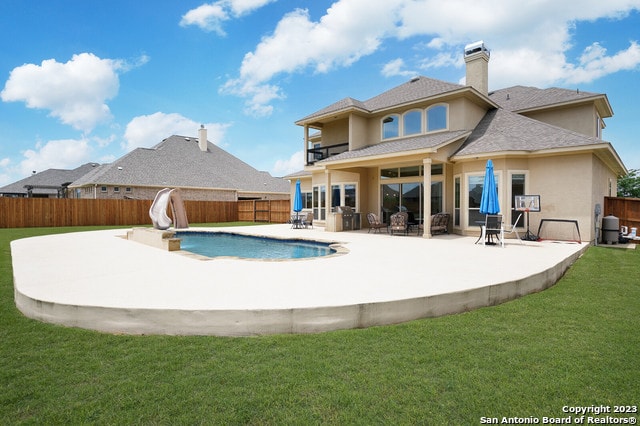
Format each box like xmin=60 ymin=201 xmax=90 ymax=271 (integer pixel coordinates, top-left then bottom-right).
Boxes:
xmin=514 ymin=94 xmax=613 ymax=118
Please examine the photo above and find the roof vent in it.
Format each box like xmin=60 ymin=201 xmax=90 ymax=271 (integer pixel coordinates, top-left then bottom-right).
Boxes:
xmin=185 ymin=137 xmax=190 ymax=141
xmin=410 ymin=76 xmax=420 ymax=83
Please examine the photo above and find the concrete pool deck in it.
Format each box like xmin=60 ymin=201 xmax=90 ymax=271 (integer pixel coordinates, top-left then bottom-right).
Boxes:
xmin=11 ymin=224 xmax=588 ymax=336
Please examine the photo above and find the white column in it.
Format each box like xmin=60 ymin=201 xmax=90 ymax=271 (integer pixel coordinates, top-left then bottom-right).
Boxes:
xmin=325 ymin=169 xmax=332 ymax=223
xmin=303 ymin=125 xmax=309 ymax=166
xmin=423 ymin=158 xmax=432 ymax=238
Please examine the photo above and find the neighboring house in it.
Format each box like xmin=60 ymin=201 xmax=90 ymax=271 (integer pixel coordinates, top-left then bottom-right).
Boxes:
xmin=289 ymin=41 xmax=626 ymax=242
xmin=69 ymin=127 xmax=290 ymax=201
xmin=0 ymin=163 xmax=100 ymax=198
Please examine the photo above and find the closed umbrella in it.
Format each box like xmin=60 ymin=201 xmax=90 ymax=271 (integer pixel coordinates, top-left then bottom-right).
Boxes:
xmin=293 ymin=179 xmax=303 ymax=227
xmin=479 ymin=159 xmax=500 ymax=215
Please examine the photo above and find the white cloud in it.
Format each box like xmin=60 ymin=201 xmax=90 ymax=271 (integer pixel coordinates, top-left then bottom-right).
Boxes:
xmin=222 ymin=0 xmax=404 ymax=116
xmin=1 ymin=53 xmax=129 ymax=133
xmin=381 ymin=58 xmax=416 ymax=78
xmin=180 ymin=0 xmax=276 ymax=35
xmin=123 ymin=112 xmax=231 ymax=151
xmin=564 ymin=41 xmax=640 ymax=84
xmin=222 ymin=0 xmax=640 ymax=114
xmin=18 ymin=138 xmax=92 ymax=176
xmin=271 ymin=150 xmax=303 ymax=176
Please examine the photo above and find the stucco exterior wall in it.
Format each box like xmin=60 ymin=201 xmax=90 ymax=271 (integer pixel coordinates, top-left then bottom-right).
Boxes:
xmin=320 ymin=119 xmax=349 ymax=146
xmin=529 ymin=154 xmax=594 ymax=241
xmin=447 ymin=97 xmax=487 ymax=131
xmin=349 ymin=114 xmax=369 ymax=151
xmin=524 ymin=104 xmax=597 ymax=138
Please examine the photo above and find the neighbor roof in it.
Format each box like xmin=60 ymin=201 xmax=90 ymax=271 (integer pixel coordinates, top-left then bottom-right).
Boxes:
xmin=70 ymin=135 xmax=289 ymax=194
xmin=0 ymin=162 xmax=100 ymax=196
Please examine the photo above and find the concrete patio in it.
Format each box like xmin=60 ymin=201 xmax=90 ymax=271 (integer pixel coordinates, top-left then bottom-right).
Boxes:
xmin=11 ymin=224 xmax=588 ymax=336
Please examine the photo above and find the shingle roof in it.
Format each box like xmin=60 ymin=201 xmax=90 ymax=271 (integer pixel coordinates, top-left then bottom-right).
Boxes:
xmin=0 ymin=162 xmax=100 ymax=196
xmin=297 ymin=76 xmax=466 ymax=123
xmin=453 ymin=108 xmax=607 ymax=157
xmin=489 ymin=85 xmax=604 ymax=113
xmin=70 ymin=135 xmax=289 ymax=194
xmin=319 ymin=130 xmax=470 ymax=163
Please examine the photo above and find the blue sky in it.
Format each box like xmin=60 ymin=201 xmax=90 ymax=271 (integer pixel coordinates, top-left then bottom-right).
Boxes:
xmin=1 ymin=0 xmax=639 ymax=186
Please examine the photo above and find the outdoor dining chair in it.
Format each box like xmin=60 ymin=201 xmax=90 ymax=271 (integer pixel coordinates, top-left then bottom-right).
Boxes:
xmin=366 ymin=212 xmax=388 ymax=233
xmin=390 ymin=212 xmax=409 ymax=236
xmin=482 ymin=214 xmax=504 ymax=247
xmin=303 ymin=211 xmax=314 ymax=229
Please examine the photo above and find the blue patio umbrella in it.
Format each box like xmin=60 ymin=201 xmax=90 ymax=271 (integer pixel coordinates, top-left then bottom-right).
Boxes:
xmin=479 ymin=159 xmax=500 ymax=215
xmin=293 ymin=179 xmax=303 ymax=213
xmin=293 ymin=179 xmax=303 ymax=227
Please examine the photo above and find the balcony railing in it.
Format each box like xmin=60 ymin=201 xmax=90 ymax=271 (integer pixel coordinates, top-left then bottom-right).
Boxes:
xmin=307 ymin=142 xmax=349 ymax=165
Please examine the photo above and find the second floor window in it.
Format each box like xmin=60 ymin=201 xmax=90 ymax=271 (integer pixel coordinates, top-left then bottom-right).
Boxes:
xmin=427 ymin=105 xmax=447 ymax=131
xmin=382 ymin=105 xmax=449 ymax=140
xmin=382 ymin=115 xmax=399 ymax=139
xmin=403 ymin=110 xmax=422 ymax=135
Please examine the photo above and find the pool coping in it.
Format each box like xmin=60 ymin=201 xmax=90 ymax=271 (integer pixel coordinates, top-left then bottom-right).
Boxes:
xmin=11 ymin=225 xmax=588 ymax=336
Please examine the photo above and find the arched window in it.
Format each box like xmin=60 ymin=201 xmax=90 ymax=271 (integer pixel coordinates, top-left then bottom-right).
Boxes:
xmin=382 ymin=114 xmax=399 ymax=139
xmin=403 ymin=110 xmax=422 ymax=136
xmin=426 ymin=105 xmax=447 ymax=132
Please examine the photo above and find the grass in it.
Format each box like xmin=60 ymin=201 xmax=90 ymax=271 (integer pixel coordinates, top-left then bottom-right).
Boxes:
xmin=1 ymin=225 xmax=639 ymax=424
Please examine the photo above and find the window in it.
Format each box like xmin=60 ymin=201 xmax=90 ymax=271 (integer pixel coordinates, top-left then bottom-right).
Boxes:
xmin=313 ymin=185 xmax=326 ymax=221
xmin=330 ymin=183 xmax=357 ymax=210
xmin=427 ymin=105 xmax=447 ymax=132
xmin=126 ymin=187 xmax=132 ymax=193
xmin=101 ymin=186 xmax=107 ymax=193
xmin=113 ymin=187 xmax=120 ymax=193
xmin=403 ymin=110 xmax=422 ymax=136
xmin=510 ymin=173 xmax=526 ymax=226
xmin=467 ymin=174 xmax=499 ymax=226
xmin=382 ymin=115 xmax=399 ymax=139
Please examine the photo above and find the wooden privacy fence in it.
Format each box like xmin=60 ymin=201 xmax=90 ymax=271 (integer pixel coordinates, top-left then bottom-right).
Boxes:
xmin=604 ymin=196 xmax=640 ymax=231
xmin=0 ymin=198 xmax=290 ymax=228
xmin=237 ymin=199 xmax=291 ymax=223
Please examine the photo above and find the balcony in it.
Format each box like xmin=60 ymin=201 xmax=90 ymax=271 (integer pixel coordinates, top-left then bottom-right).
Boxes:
xmin=306 ymin=142 xmax=349 ymax=165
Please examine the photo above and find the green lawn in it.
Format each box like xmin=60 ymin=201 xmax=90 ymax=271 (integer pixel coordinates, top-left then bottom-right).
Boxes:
xmin=1 ymin=226 xmax=638 ymax=424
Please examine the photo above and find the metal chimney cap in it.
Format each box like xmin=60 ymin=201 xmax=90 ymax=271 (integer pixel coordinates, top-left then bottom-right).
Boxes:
xmin=464 ymin=40 xmax=490 ymax=57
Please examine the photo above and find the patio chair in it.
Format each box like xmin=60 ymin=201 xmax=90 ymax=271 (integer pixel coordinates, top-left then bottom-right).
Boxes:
xmin=366 ymin=212 xmax=387 ymax=233
xmin=431 ymin=212 xmax=450 ymax=235
xmin=390 ymin=212 xmax=409 ymax=236
xmin=290 ymin=213 xmax=303 ymax=229
xmin=482 ymin=214 xmax=503 ymax=247
xmin=303 ymin=211 xmax=314 ymax=229
xmin=503 ymin=213 xmax=524 ymax=244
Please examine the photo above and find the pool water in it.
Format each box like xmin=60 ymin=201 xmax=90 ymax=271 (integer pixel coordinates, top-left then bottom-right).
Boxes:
xmin=176 ymin=232 xmax=336 ymax=260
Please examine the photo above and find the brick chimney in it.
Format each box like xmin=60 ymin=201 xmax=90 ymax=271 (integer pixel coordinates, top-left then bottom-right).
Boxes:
xmin=198 ymin=125 xmax=207 ymax=152
xmin=464 ymin=41 xmax=490 ymax=96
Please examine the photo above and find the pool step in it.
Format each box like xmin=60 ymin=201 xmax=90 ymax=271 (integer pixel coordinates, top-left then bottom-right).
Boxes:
xmin=126 ymin=227 xmax=181 ymax=251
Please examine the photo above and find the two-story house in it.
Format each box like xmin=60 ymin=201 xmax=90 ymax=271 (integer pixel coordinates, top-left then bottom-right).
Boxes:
xmin=288 ymin=41 xmax=627 ymax=242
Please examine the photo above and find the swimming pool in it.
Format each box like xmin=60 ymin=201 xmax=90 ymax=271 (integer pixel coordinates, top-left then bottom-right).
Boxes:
xmin=176 ymin=231 xmax=337 ymax=260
